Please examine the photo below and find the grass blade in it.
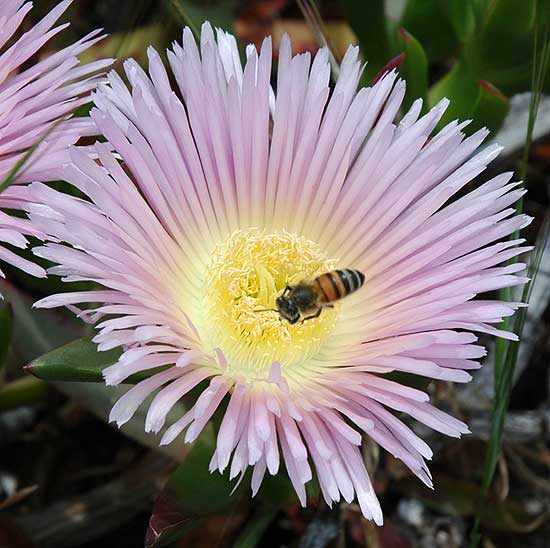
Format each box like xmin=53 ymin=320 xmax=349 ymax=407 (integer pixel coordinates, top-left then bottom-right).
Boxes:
xmin=297 ymin=0 xmax=340 ymax=80
xmin=169 ymin=0 xmax=200 ymax=39
xmin=487 ymin=216 xmax=549 ymax=480
xmin=0 ymin=116 xmax=67 ymax=193
xmin=470 ymin=16 xmax=550 ymax=547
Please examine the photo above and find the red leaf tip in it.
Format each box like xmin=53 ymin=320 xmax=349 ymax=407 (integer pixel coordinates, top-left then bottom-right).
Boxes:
xmin=478 ymin=80 xmax=508 ymax=102
xmin=372 ymin=52 xmax=406 ymax=85
xmin=399 ymin=27 xmax=412 ymax=41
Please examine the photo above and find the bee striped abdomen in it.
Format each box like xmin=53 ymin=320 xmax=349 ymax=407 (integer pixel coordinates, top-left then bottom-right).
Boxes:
xmin=314 ymin=269 xmax=365 ymax=303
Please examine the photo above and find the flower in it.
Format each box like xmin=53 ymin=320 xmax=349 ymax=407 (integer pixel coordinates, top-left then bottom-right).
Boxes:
xmin=28 ymin=24 xmax=531 ymax=523
xmin=0 ymin=0 xmax=112 ymax=279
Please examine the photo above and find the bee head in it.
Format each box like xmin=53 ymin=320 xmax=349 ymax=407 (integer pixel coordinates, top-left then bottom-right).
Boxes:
xmin=276 ymin=295 xmax=300 ymax=324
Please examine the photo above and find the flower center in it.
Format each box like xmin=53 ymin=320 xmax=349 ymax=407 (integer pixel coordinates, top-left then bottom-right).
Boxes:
xmin=200 ymin=228 xmax=339 ymax=380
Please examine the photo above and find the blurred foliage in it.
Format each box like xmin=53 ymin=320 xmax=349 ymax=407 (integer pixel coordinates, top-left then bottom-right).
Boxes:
xmin=145 ymin=429 xmax=241 ymax=547
xmin=79 ymin=24 xmax=168 ymax=66
xmin=0 ymin=280 xmax=82 ymax=411
xmin=343 ymin=0 xmax=396 ymax=83
xmin=470 ymin=21 xmax=550 ymax=547
xmin=0 ymin=376 xmax=48 ymax=411
xmin=343 ymin=0 xmax=550 ymax=134
xmin=145 ymin=433 xmax=296 ymax=546
xmin=232 ymin=505 xmax=279 ymax=548
xmin=398 ymin=475 xmax=550 ymax=533
xmin=0 ymin=303 xmax=13 ymax=372
xmin=170 ymin=0 xmax=238 ymax=36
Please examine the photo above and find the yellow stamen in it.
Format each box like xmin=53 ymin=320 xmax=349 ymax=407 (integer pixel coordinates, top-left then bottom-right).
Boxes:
xmin=199 ymin=228 xmax=339 ymax=379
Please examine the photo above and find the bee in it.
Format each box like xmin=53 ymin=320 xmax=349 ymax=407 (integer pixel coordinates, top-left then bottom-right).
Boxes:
xmin=274 ymin=269 xmax=365 ymax=324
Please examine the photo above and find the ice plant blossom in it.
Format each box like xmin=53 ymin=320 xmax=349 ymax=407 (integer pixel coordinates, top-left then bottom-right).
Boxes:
xmin=29 ymin=24 xmax=531 ymax=523
xmin=0 ymin=0 xmax=111 ymax=280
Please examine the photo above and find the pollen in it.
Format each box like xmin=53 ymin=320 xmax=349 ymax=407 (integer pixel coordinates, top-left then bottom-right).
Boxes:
xmin=199 ymin=228 xmax=339 ymax=379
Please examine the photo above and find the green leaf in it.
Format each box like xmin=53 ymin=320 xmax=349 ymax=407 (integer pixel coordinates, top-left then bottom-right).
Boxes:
xmin=144 ymin=416 xmax=297 ymax=547
xmin=145 ymin=428 xmax=245 ymax=547
xmin=0 ymin=303 xmax=13 ymax=371
xmin=443 ymin=0 xmax=475 ymax=43
xmin=484 ymin=0 xmax=537 ymax=40
xmin=428 ymin=60 xmax=479 ymax=129
xmin=25 ymin=337 xmax=171 ymax=384
xmin=172 ymin=435 xmax=239 ymax=513
xmin=169 ymin=0 xmax=237 ymax=38
xmin=397 ymin=28 xmax=428 ymax=112
xmin=233 ymin=506 xmax=278 ymax=548
xmin=428 ymin=60 xmax=509 ymax=134
xmin=25 ymin=337 xmax=122 ymax=383
xmin=477 ymin=0 xmax=543 ymax=94
xmin=469 ymin=80 xmax=510 ymax=134
xmin=342 ymin=0 xmax=392 ymax=83
xmin=400 ymin=0 xmax=459 ymax=62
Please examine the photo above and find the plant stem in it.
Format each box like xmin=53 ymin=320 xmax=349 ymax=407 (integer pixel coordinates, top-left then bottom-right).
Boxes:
xmin=0 ymin=377 xmax=49 ymax=411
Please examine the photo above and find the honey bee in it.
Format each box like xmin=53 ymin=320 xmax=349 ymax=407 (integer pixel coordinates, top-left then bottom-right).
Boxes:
xmin=274 ymin=269 xmax=365 ymax=324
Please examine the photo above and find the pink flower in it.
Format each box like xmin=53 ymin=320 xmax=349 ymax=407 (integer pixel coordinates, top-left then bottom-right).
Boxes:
xmin=0 ymin=0 xmax=112 ymax=279
xmin=29 ymin=24 xmax=530 ymax=523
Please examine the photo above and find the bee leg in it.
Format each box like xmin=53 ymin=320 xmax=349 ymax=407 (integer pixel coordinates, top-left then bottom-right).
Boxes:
xmin=283 ymin=285 xmax=292 ymax=295
xmin=300 ymin=307 xmax=323 ymax=323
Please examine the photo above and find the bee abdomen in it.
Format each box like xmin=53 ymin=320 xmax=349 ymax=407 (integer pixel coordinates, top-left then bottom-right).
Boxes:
xmin=337 ymin=269 xmax=365 ymax=294
xmin=314 ymin=269 xmax=365 ymax=303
